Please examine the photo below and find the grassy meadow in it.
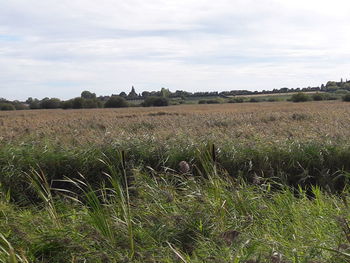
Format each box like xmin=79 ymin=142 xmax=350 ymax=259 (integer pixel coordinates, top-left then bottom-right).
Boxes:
xmin=1 ymin=101 xmax=350 ymax=262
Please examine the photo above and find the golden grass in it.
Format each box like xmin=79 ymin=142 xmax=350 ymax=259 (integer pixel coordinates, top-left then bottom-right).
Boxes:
xmin=0 ymin=101 xmax=349 ymax=146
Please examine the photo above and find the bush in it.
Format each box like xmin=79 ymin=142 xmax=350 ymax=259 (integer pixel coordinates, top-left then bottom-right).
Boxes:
xmin=335 ymin=89 xmax=349 ymax=94
xmin=72 ymin=98 xmax=84 ymax=109
xmin=228 ymin=98 xmax=244 ymax=103
xmin=83 ymin=99 xmax=101 ymax=108
xmin=206 ymin=99 xmax=220 ymax=104
xmin=267 ymin=97 xmax=280 ymax=102
xmin=249 ymin=98 xmax=259 ymax=103
xmin=29 ymin=100 xmax=41 ymax=109
xmin=0 ymin=103 xmax=15 ymax=111
xmin=142 ymin=97 xmax=169 ymax=107
xmin=104 ymin=96 xmax=128 ymax=108
xmin=40 ymin=98 xmax=61 ymax=109
xmin=63 ymin=98 xmax=102 ymax=109
xmin=342 ymin=94 xmax=350 ymax=102
xmin=62 ymin=100 xmax=73 ymax=109
xmin=325 ymin=95 xmax=337 ymax=100
xmin=14 ymin=103 xmax=28 ymax=110
xmin=291 ymin=92 xmax=311 ymax=102
xmin=198 ymin=99 xmax=220 ymax=104
xmin=312 ymin=93 xmax=324 ymax=101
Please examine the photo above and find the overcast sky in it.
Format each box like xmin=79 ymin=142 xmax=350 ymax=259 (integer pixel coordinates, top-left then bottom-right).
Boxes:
xmin=1 ymin=0 xmax=350 ymax=100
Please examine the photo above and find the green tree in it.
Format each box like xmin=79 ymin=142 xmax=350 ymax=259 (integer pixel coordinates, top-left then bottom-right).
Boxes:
xmin=72 ymin=98 xmax=84 ymax=109
xmin=142 ymin=97 xmax=169 ymax=107
xmin=312 ymin=93 xmax=324 ymax=101
xmin=291 ymin=93 xmax=310 ymax=102
xmin=0 ymin=103 xmax=15 ymax=111
xmin=104 ymin=96 xmax=128 ymax=108
xmin=342 ymin=94 xmax=350 ymax=102
xmin=40 ymin=98 xmax=61 ymax=109
xmin=160 ymin=88 xmax=170 ymax=98
xmin=29 ymin=99 xmax=41 ymax=109
xmin=81 ymin=91 xmax=96 ymax=99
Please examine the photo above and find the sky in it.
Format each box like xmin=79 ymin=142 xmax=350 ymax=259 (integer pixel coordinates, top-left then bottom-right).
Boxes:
xmin=1 ymin=0 xmax=350 ymax=100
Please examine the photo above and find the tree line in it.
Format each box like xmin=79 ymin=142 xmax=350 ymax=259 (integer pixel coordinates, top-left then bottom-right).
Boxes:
xmin=1 ymin=79 xmax=350 ymax=110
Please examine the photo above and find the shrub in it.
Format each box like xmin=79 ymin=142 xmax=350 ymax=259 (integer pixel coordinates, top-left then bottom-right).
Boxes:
xmin=291 ymin=92 xmax=310 ymax=102
xmin=82 ymin=99 xmax=100 ymax=108
xmin=14 ymin=103 xmax=28 ymax=110
xmin=206 ymin=99 xmax=220 ymax=104
xmin=335 ymin=89 xmax=349 ymax=94
xmin=312 ymin=93 xmax=324 ymax=101
xmin=40 ymin=98 xmax=61 ymax=109
xmin=104 ymin=96 xmax=128 ymax=108
xmin=62 ymin=100 xmax=73 ymax=109
xmin=72 ymin=98 xmax=84 ymax=109
xmin=325 ymin=95 xmax=337 ymax=100
xmin=267 ymin=97 xmax=280 ymax=102
xmin=142 ymin=97 xmax=169 ymax=107
xmin=342 ymin=94 xmax=350 ymax=102
xmin=249 ymin=98 xmax=259 ymax=103
xmin=29 ymin=100 xmax=41 ymax=109
xmin=0 ymin=103 xmax=15 ymax=111
xmin=198 ymin=99 xmax=220 ymax=104
xmin=228 ymin=98 xmax=244 ymax=103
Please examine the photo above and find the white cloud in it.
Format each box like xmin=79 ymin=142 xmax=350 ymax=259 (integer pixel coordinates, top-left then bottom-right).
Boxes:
xmin=0 ymin=0 xmax=350 ymax=99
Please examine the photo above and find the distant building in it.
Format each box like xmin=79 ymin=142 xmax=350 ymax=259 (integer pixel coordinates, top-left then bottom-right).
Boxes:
xmin=128 ymin=86 xmax=138 ymax=99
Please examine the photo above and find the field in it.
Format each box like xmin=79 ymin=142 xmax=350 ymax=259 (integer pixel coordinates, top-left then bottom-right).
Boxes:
xmin=1 ymin=101 xmax=350 ymax=262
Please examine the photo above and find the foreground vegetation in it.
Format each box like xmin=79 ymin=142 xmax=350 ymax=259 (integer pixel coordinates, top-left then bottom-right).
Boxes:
xmin=1 ymin=101 xmax=350 ymax=262
xmin=2 ymin=159 xmax=350 ymax=262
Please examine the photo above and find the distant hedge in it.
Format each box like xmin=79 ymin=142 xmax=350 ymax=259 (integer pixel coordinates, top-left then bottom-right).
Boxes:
xmin=343 ymin=94 xmax=350 ymax=102
xmin=0 ymin=103 xmax=16 ymax=111
xmin=142 ymin=97 xmax=169 ymax=107
xmin=104 ymin=96 xmax=129 ymax=108
xmin=291 ymin=92 xmax=311 ymax=102
xmin=198 ymin=99 xmax=220 ymax=104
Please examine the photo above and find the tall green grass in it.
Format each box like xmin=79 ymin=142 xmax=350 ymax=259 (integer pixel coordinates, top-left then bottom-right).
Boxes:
xmin=1 ymin=140 xmax=350 ymax=202
xmin=1 ymin=165 xmax=349 ymax=262
xmin=1 ymin=140 xmax=350 ymax=261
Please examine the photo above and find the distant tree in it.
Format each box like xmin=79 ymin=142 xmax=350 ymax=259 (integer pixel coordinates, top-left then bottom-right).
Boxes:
xmin=249 ymin=98 xmax=259 ymax=103
xmin=0 ymin=103 xmax=15 ymax=111
xmin=342 ymin=94 xmax=350 ymax=102
xmin=81 ymin=90 xmax=96 ymax=99
xmin=228 ymin=98 xmax=244 ymax=103
xmin=14 ymin=103 xmax=28 ymax=110
xmin=343 ymin=83 xmax=350 ymax=90
xmin=40 ymin=98 xmax=61 ymax=109
xmin=119 ymin=92 xmax=127 ymax=97
xmin=83 ymin=98 xmax=100 ymax=108
xmin=312 ymin=93 xmax=324 ymax=101
xmin=142 ymin=97 xmax=169 ymax=107
xmin=26 ymin=97 xmax=34 ymax=104
xmin=104 ymin=96 xmax=128 ymax=108
xmin=62 ymin=100 xmax=73 ymax=109
xmin=142 ymin=91 xmax=150 ymax=98
xmin=291 ymin=93 xmax=311 ymax=102
xmin=29 ymin=99 xmax=41 ymax=109
xmin=72 ymin=97 xmax=84 ymax=109
xmin=160 ymin=87 xmax=170 ymax=98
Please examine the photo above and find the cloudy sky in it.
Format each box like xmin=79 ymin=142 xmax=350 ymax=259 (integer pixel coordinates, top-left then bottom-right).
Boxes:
xmin=1 ymin=0 xmax=350 ymax=100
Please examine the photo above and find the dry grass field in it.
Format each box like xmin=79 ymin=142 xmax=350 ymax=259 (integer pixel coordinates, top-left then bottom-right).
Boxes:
xmin=1 ymin=101 xmax=349 ymax=147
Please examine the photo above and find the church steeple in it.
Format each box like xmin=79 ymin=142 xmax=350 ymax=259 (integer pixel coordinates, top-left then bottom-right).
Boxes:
xmin=128 ymin=86 xmax=138 ymax=98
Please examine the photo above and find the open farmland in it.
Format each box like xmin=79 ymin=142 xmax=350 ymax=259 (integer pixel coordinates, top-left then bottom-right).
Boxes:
xmin=1 ymin=101 xmax=350 ymax=262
